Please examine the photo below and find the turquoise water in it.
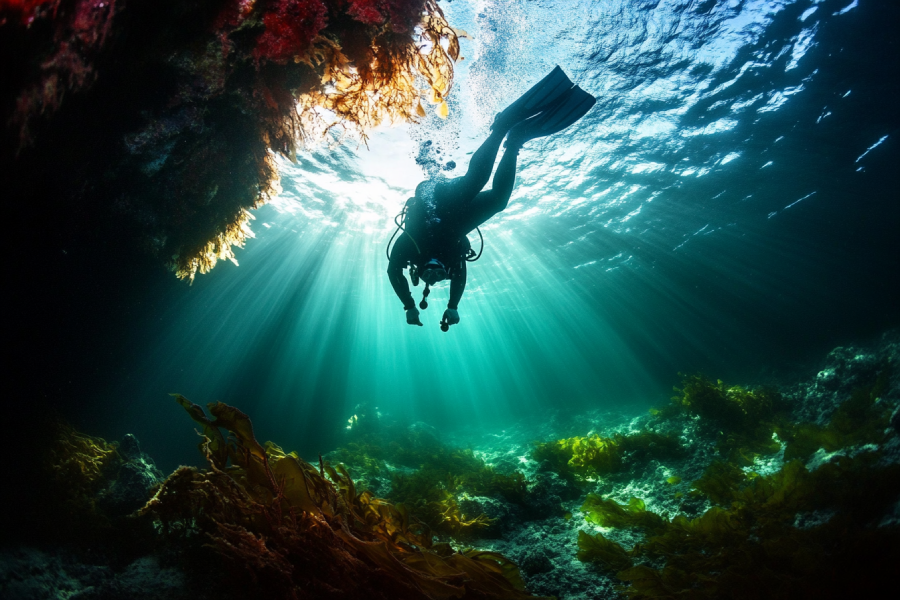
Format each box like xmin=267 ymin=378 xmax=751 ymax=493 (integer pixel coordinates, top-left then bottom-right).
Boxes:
xmin=84 ymin=0 xmax=896 ymax=471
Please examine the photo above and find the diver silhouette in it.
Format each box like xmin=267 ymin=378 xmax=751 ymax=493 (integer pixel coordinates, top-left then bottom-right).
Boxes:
xmin=387 ymin=66 xmax=596 ymax=330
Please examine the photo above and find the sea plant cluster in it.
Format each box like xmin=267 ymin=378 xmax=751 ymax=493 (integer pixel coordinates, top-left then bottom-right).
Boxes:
xmin=46 ymin=421 xmax=122 ymax=529
xmin=136 ymin=394 xmax=548 ymax=598
xmin=1 ymin=0 xmax=459 ymax=281
xmin=532 ymin=431 xmax=684 ymax=482
xmin=330 ymin=407 xmax=532 ymax=537
xmin=569 ymin=366 xmax=899 ymax=599
xmin=24 ymin=340 xmax=898 ymax=598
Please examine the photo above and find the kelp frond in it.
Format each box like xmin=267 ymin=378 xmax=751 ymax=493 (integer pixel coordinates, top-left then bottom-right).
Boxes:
xmin=142 ymin=395 xmax=548 ymax=599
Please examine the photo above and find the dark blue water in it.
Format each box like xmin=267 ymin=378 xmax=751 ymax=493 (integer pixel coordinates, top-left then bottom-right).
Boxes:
xmin=39 ymin=0 xmax=897 ymax=472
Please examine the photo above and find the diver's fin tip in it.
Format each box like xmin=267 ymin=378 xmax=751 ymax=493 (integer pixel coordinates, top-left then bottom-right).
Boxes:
xmin=492 ymin=66 xmax=576 ymax=131
xmin=505 ymin=86 xmax=596 ymax=145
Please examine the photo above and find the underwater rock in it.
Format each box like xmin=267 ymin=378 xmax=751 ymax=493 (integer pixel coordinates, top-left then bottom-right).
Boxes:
xmin=521 ymin=471 xmax=569 ymax=520
xmin=791 ymin=332 xmax=899 ymax=426
xmin=0 ymin=548 xmax=186 ymax=600
xmin=0 ymin=548 xmax=100 ymax=600
xmin=517 ymin=548 xmax=554 ymax=576
xmin=82 ymin=556 xmax=186 ymax=600
xmin=459 ymin=495 xmax=521 ymax=538
xmin=407 ymin=421 xmax=442 ymax=446
xmin=2 ymin=0 xmax=460 ymax=281
xmin=98 ymin=434 xmax=164 ymax=518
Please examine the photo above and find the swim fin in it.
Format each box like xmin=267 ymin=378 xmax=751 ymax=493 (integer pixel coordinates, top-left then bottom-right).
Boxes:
xmin=505 ymin=85 xmax=596 ymax=147
xmin=491 ymin=66 xmax=574 ymax=132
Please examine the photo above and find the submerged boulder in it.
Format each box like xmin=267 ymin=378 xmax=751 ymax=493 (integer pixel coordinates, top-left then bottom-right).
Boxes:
xmin=98 ymin=434 xmax=164 ymax=518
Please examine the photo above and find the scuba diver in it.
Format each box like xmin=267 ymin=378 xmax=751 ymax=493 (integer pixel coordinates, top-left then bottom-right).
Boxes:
xmin=386 ymin=66 xmax=596 ymax=330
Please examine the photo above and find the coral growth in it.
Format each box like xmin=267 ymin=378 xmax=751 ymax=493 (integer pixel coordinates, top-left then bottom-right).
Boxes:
xmin=2 ymin=0 xmax=460 ymax=281
xmin=141 ymin=394 xmax=549 ymax=598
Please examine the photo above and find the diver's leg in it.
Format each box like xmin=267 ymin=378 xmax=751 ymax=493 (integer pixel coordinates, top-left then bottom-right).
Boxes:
xmin=455 ymin=145 xmax=520 ymax=233
xmin=437 ymin=128 xmax=507 ymax=203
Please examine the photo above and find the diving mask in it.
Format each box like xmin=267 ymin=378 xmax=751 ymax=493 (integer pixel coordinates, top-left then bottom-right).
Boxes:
xmin=420 ymin=259 xmax=448 ymax=285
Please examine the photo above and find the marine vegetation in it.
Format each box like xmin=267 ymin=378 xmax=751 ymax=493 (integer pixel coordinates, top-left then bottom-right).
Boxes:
xmin=2 ymin=0 xmax=460 ymax=281
xmin=330 ymin=407 xmax=531 ymax=536
xmin=578 ymin=455 xmax=900 ymax=599
xmin=532 ymin=431 xmax=684 ymax=482
xmin=778 ymin=365 xmax=893 ymax=461
xmin=667 ymin=375 xmax=786 ymax=462
xmin=576 ymin=368 xmax=900 ymax=599
xmin=45 ymin=420 xmax=122 ymax=532
xmin=140 ymin=394 xmax=549 ymax=599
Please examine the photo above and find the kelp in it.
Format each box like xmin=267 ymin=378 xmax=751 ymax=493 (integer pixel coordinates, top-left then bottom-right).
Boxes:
xmin=576 ymin=367 xmax=900 ymax=599
xmin=580 ymin=495 xmax=667 ymax=533
xmin=332 ymin=419 xmax=530 ymax=533
xmin=532 ymin=431 xmax=683 ymax=482
xmin=669 ymin=375 xmax=786 ymax=461
xmin=578 ymin=455 xmax=900 ymax=599
xmin=171 ymin=0 xmax=461 ymax=282
xmin=690 ymin=460 xmax=748 ymax=505
xmin=141 ymin=395 xmax=547 ymax=599
xmin=388 ymin=469 xmax=501 ymax=537
xmin=576 ymin=530 xmax=633 ymax=573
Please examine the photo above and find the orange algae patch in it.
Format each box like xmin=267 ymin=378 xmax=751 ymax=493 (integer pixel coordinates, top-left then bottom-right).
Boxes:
xmin=3 ymin=1 xmax=461 ymax=283
xmin=142 ymin=394 xmax=549 ymax=599
xmin=172 ymin=0 xmax=461 ymax=282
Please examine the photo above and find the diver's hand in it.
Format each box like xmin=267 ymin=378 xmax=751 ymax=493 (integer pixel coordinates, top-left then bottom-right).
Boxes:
xmin=443 ymin=308 xmax=460 ymax=325
xmin=406 ymin=308 xmax=424 ymax=326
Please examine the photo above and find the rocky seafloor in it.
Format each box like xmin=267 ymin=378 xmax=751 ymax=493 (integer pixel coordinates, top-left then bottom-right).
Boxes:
xmin=3 ymin=331 xmax=898 ymax=600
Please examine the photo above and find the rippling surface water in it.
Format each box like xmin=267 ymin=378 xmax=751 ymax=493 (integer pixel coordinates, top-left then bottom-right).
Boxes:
xmin=99 ymin=0 xmax=896 ymax=470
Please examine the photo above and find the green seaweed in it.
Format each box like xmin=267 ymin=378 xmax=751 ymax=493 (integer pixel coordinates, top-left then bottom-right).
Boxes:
xmin=577 ymin=530 xmax=633 ymax=573
xmin=331 ymin=415 xmax=531 ymax=535
xmin=690 ymin=460 xmax=748 ymax=505
xmin=581 ymin=495 xmax=667 ymax=533
xmin=780 ymin=367 xmax=893 ymax=461
xmin=670 ymin=375 xmax=786 ymax=461
xmin=578 ymin=454 xmax=900 ymax=598
xmin=577 ymin=365 xmax=900 ymax=599
xmin=533 ymin=431 xmax=684 ymax=482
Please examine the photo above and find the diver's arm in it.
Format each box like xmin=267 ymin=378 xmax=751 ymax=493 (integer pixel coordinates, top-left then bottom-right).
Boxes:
xmin=448 ymin=260 xmax=466 ymax=310
xmin=387 ymin=235 xmax=417 ymax=311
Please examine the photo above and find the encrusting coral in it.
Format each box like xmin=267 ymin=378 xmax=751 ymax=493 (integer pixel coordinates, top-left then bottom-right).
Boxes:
xmin=139 ymin=394 xmax=550 ymax=599
xmin=2 ymin=0 xmax=460 ymax=282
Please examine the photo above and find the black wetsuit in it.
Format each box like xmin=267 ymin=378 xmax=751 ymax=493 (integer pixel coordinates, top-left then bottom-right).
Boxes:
xmin=386 ymin=127 xmax=522 ymax=314
xmin=386 ymin=226 xmax=469 ymax=311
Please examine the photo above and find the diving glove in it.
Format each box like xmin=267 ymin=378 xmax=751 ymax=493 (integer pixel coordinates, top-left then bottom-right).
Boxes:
xmin=406 ymin=307 xmax=424 ymax=326
xmin=442 ymin=308 xmax=460 ymax=325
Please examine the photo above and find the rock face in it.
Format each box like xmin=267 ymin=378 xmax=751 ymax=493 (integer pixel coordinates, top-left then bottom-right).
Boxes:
xmin=788 ymin=333 xmax=899 ymax=426
xmin=2 ymin=0 xmax=456 ymax=281
xmin=98 ymin=434 xmax=164 ymax=517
